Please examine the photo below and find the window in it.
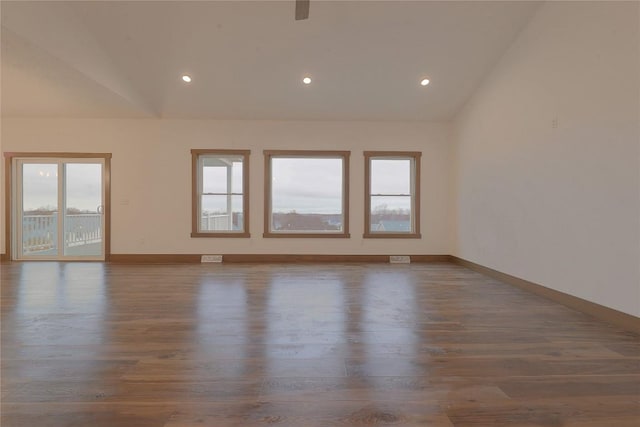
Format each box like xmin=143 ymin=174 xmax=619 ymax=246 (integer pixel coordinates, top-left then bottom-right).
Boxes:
xmin=364 ymin=151 xmax=421 ymax=238
xmin=191 ymin=149 xmax=250 ymax=237
xmin=264 ymin=150 xmax=350 ymax=237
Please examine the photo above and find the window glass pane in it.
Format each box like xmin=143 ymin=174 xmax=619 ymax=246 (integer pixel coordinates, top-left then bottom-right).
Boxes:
xmin=271 ymin=157 xmax=343 ymax=232
xmin=371 ymin=159 xmax=411 ymax=195
xmin=22 ymin=164 xmax=58 ymax=255
xmin=22 ymin=164 xmax=58 ymax=213
xmin=200 ymin=195 xmax=244 ymax=231
xmin=202 ymin=166 xmax=227 ymax=194
xmin=231 ymin=162 xmax=243 ymax=194
xmin=64 ymin=163 xmax=103 ymax=257
xmin=202 ymin=156 xmax=243 ymax=194
xmin=370 ymin=195 xmax=412 ymax=233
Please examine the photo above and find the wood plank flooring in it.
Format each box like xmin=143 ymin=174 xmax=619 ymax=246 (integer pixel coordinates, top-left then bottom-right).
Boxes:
xmin=1 ymin=262 xmax=638 ymax=426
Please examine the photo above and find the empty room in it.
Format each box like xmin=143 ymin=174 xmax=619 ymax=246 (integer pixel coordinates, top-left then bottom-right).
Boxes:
xmin=1 ymin=1 xmax=639 ymax=426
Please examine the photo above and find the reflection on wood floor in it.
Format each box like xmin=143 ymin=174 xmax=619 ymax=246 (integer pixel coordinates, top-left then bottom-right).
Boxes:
xmin=1 ymin=262 xmax=639 ymax=426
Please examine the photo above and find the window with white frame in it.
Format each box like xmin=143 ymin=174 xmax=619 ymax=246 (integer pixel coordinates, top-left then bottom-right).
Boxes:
xmin=264 ymin=150 xmax=350 ymax=237
xmin=191 ymin=150 xmax=249 ymax=237
xmin=364 ymin=151 xmax=421 ymax=238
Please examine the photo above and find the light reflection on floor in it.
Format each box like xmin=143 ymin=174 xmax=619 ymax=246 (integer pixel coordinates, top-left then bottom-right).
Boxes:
xmin=2 ymin=262 xmax=638 ymax=426
xmin=266 ymin=270 xmax=347 ymax=377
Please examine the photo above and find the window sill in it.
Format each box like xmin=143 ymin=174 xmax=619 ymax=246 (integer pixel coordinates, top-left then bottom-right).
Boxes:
xmin=191 ymin=232 xmax=251 ymax=238
xmin=263 ymin=232 xmax=351 ymax=238
xmin=363 ymin=233 xmax=422 ymax=239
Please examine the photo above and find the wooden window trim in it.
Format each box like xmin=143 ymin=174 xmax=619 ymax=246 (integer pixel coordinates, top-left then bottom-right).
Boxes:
xmin=3 ymin=152 xmax=113 ymax=261
xmin=191 ymin=149 xmax=250 ymax=238
xmin=363 ymin=151 xmax=421 ymax=239
xmin=263 ymin=150 xmax=351 ymax=238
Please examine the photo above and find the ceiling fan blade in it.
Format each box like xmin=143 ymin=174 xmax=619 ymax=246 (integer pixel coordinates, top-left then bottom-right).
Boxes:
xmin=295 ymin=0 xmax=310 ymax=20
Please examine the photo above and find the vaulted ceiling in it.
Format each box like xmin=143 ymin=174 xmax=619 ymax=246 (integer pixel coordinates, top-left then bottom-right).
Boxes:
xmin=1 ymin=1 xmax=541 ymax=120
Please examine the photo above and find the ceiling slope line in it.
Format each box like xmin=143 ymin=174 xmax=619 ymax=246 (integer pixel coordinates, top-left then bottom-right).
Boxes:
xmin=1 ymin=2 xmax=159 ymax=117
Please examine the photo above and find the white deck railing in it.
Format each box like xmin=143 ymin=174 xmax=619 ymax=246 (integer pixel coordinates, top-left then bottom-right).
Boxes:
xmin=22 ymin=214 xmax=102 ymax=253
xmin=201 ymin=213 xmax=233 ymax=231
xmin=22 ymin=215 xmax=58 ymax=252
xmin=65 ymin=214 xmax=103 ymax=247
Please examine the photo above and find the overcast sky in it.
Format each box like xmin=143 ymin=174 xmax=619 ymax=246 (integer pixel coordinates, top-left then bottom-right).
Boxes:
xmin=22 ymin=163 xmax=102 ymax=212
xmin=22 ymin=158 xmax=412 ymax=215
xmin=271 ymin=158 xmax=343 ymax=214
xmin=371 ymin=159 xmax=411 ymax=195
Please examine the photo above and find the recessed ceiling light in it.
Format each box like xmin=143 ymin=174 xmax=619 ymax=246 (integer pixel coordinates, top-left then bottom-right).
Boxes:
xmin=182 ymin=75 xmax=192 ymax=83
xmin=420 ymin=78 xmax=430 ymax=86
xmin=302 ymin=76 xmax=312 ymax=85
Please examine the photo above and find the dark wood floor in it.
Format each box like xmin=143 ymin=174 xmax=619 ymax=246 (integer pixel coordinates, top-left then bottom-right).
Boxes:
xmin=1 ymin=262 xmax=638 ymax=426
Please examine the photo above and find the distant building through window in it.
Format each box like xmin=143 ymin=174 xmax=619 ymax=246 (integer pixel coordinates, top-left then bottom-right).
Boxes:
xmin=264 ymin=150 xmax=350 ymax=238
xmin=191 ymin=149 xmax=250 ymax=237
xmin=364 ymin=151 xmax=421 ymax=238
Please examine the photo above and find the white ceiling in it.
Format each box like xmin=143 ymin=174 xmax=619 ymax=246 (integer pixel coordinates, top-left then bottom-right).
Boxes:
xmin=1 ymin=1 xmax=542 ymax=121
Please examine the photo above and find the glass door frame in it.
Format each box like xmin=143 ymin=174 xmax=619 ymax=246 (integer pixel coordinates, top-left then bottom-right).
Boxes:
xmin=5 ymin=152 xmax=112 ymax=262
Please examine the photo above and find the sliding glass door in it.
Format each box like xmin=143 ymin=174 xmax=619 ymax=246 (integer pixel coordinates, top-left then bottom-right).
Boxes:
xmin=15 ymin=158 xmax=106 ymax=260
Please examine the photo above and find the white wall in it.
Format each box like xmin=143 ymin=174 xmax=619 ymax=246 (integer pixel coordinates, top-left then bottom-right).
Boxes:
xmin=1 ymin=119 xmax=452 ymax=256
xmin=453 ymin=1 xmax=640 ymax=316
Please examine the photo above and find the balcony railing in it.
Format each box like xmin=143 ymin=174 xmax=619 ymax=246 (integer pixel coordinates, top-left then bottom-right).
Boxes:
xmin=200 ymin=212 xmax=242 ymax=231
xmin=22 ymin=213 xmax=102 ymax=254
xmin=201 ymin=213 xmax=231 ymax=231
xmin=65 ymin=214 xmax=103 ymax=247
